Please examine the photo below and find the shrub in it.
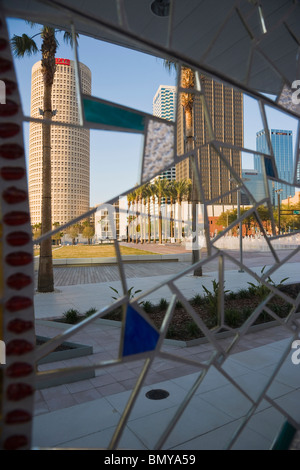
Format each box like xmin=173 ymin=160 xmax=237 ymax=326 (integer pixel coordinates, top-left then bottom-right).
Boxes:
xmin=186 ymin=321 xmax=201 ymax=336
xmin=63 ymin=308 xmax=80 ymax=324
xmin=85 ymin=307 xmax=97 ymax=317
xmin=247 ymin=266 xmax=289 ymax=300
xmin=167 ymin=325 xmax=176 ymax=338
xmin=203 ymin=280 xmax=229 ymax=315
xmin=225 ymin=308 xmax=241 ymax=328
xmin=142 ymin=300 xmax=153 ymax=313
xmin=159 ymin=298 xmax=169 ymax=310
xmin=191 ymin=293 xmax=203 ymax=306
xmin=236 ymin=288 xmax=252 ymax=299
xmin=109 ymin=285 xmax=142 ymax=301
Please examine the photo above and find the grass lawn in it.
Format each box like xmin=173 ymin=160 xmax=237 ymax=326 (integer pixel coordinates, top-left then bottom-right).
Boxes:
xmin=35 ymin=244 xmax=157 ymax=258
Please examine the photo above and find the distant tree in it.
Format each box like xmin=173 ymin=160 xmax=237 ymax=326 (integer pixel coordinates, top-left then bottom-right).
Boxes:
xmin=32 ymin=222 xmax=42 ymax=241
xmin=52 ymin=221 xmax=63 ymax=245
xmin=67 ymin=224 xmax=81 ymax=245
xmin=82 ymin=224 xmax=95 ymax=244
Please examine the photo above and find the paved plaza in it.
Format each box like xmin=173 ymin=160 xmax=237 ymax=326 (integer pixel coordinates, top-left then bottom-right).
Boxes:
xmin=32 ymin=245 xmax=300 ymax=450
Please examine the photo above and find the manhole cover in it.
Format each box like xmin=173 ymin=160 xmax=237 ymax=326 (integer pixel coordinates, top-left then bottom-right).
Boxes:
xmin=145 ymin=389 xmax=169 ymax=400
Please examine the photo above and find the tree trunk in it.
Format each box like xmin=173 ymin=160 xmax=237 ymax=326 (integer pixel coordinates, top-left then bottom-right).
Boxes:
xmin=176 ymin=197 xmax=182 ymax=243
xmin=37 ymin=82 xmax=54 ymax=292
xmin=152 ymin=196 xmax=156 ymax=243
xmin=158 ymin=196 xmax=162 ymax=244
xmin=148 ymin=197 xmax=151 ymax=243
xmin=170 ymin=196 xmax=174 ymax=239
xmin=127 ymin=202 xmax=131 ymax=242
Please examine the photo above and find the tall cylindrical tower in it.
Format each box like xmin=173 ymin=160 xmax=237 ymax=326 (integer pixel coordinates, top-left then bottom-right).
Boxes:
xmin=29 ymin=58 xmax=91 ymax=226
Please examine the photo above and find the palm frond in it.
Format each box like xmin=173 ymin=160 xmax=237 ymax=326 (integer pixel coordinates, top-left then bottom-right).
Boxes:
xmin=163 ymin=59 xmax=178 ymax=73
xmin=11 ymin=34 xmax=39 ymax=58
xmin=63 ymin=31 xmax=79 ymax=48
xmin=26 ymin=21 xmax=37 ymax=28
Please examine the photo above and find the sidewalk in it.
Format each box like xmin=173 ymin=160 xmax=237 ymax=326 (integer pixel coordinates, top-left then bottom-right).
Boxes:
xmin=32 ymin=254 xmax=300 ymax=450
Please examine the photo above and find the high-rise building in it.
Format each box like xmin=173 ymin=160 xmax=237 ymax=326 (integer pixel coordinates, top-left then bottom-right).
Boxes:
xmin=175 ymin=76 xmax=243 ymax=204
xmin=153 ymin=85 xmax=177 ymax=182
xmin=29 ymin=58 xmax=91 ymax=225
xmin=153 ymin=85 xmax=177 ymax=121
xmin=255 ymin=129 xmax=295 ymax=204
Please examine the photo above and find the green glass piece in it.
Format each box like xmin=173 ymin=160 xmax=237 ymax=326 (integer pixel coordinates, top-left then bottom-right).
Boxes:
xmin=83 ymin=98 xmax=145 ymax=132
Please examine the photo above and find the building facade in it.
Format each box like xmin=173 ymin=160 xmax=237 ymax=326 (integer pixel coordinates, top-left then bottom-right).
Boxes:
xmin=255 ymin=129 xmax=295 ymax=205
xmin=29 ymin=58 xmax=91 ymax=225
xmin=175 ymin=75 xmax=243 ymax=204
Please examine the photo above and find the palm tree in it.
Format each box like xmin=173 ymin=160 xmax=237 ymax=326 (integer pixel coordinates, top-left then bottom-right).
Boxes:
xmin=153 ymin=178 xmax=170 ymax=244
xmin=143 ymin=183 xmax=152 ymax=243
xmin=148 ymin=183 xmax=157 ymax=243
xmin=135 ymin=186 xmax=143 ymax=244
xmin=164 ymin=61 xmax=202 ymax=275
xmin=173 ymin=179 xmax=190 ymax=242
xmin=141 ymin=184 xmax=149 ymax=244
xmin=12 ymin=25 xmax=77 ymax=292
xmin=127 ymin=191 xmax=135 ymax=242
xmin=168 ymin=181 xmax=177 ymax=239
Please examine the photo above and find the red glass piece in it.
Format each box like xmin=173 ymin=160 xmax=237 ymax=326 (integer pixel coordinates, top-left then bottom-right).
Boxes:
xmin=7 ymin=272 xmax=32 ymax=290
xmin=5 ymin=251 xmax=32 ymax=265
xmin=0 ymin=57 xmax=12 ymax=73
xmin=5 ymin=409 xmax=32 ymax=424
xmin=3 ymin=211 xmax=30 ymax=226
xmin=2 ymin=186 xmax=27 ymax=204
xmin=0 ymin=123 xmax=20 ymax=138
xmin=3 ymin=435 xmax=28 ymax=450
xmin=5 ymin=296 xmax=33 ymax=312
xmin=6 ymin=339 xmax=34 ymax=356
xmin=0 ymin=99 xmax=18 ymax=116
xmin=6 ymin=382 xmax=34 ymax=401
xmin=0 ymin=143 xmax=24 ymax=159
xmin=2 ymin=79 xmax=17 ymax=95
xmin=6 ymin=231 xmax=31 ymax=246
xmin=0 ymin=166 xmax=25 ymax=180
xmin=0 ymin=37 xmax=8 ymax=50
xmin=7 ymin=318 xmax=34 ymax=334
xmin=6 ymin=362 xmax=33 ymax=378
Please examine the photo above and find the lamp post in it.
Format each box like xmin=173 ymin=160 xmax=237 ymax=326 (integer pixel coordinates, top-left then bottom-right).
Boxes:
xmin=275 ymin=188 xmax=283 ymax=234
xmin=237 ymin=187 xmax=244 ymax=272
xmin=230 ymin=178 xmax=249 ymax=273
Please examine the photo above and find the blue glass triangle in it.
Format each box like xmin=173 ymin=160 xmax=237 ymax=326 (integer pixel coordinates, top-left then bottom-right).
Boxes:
xmin=122 ymin=304 xmax=159 ymax=357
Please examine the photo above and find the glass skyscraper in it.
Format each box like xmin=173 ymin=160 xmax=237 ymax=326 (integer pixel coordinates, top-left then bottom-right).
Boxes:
xmin=255 ymin=129 xmax=295 ymax=205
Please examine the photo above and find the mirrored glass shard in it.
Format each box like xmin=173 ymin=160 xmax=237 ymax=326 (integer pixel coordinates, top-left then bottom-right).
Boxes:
xmin=142 ymin=119 xmax=174 ymax=183
xmin=264 ymin=155 xmax=276 ymax=177
xmin=83 ymin=97 xmax=145 ymax=132
xmin=278 ymin=84 xmax=300 ymax=117
xmin=122 ymin=304 xmax=159 ymax=357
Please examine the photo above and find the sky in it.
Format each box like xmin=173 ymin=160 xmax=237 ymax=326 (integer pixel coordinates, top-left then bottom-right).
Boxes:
xmin=6 ymin=18 xmax=299 ymax=206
